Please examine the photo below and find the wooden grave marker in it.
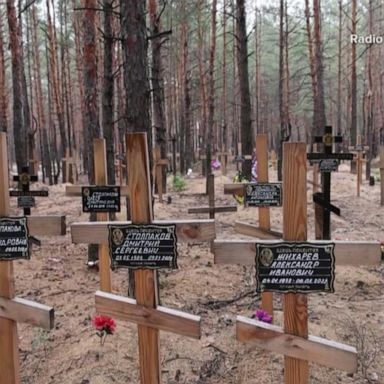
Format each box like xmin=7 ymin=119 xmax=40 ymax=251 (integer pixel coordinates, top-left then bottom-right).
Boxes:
xmin=65 ymin=138 xmax=128 ymax=291
xmin=0 ymin=132 xmax=67 ymax=384
xmin=214 ymin=142 xmax=382 ymax=382
xmin=62 ymin=148 xmax=78 ymax=184
xmin=380 ymin=146 xmax=384 ymax=206
xmin=307 ymin=125 xmax=353 ymax=240
xmin=348 ymin=135 xmax=369 ymax=197
xmin=188 ymin=174 xmax=237 ymax=219
xmin=153 ymin=146 xmax=169 ymax=203
xmin=71 ymin=133 xmax=216 ymax=383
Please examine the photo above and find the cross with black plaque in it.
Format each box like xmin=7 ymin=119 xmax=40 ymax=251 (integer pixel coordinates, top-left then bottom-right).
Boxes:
xmin=10 ymin=166 xmax=48 ymax=216
xmin=307 ymin=126 xmax=353 ymax=240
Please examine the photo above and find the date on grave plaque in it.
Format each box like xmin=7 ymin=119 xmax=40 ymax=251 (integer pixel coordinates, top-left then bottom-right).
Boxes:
xmin=108 ymin=224 xmax=178 ymax=269
xmin=0 ymin=217 xmax=30 ymax=260
xmin=245 ymin=183 xmax=282 ymax=207
xmin=256 ymin=242 xmax=335 ymax=293
xmin=82 ymin=186 xmax=121 ymax=213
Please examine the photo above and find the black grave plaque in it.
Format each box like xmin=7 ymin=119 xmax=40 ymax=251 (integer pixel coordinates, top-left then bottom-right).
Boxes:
xmin=9 ymin=190 xmax=48 ymax=197
xmin=108 ymin=224 xmax=178 ymax=269
xmin=17 ymin=196 xmax=36 ymax=209
xmin=319 ymin=159 xmax=339 ymax=173
xmin=256 ymin=242 xmax=335 ymax=293
xmin=0 ymin=217 xmax=30 ymax=260
xmin=82 ymin=186 xmax=121 ymax=213
xmin=245 ymin=183 xmax=282 ymax=207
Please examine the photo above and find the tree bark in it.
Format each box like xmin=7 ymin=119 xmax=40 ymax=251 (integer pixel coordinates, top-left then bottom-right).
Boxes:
xmin=0 ymin=12 xmax=8 ymax=132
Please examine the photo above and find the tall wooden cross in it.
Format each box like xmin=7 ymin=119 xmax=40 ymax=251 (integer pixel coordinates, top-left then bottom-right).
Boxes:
xmin=348 ymin=135 xmax=369 ymax=197
xmin=214 ymin=142 xmax=381 ymax=383
xmin=188 ymin=174 xmax=237 ymax=219
xmin=307 ymin=125 xmax=353 ymax=240
xmin=66 ymin=139 xmax=130 ymax=290
xmin=153 ymin=146 xmax=169 ymax=203
xmin=71 ymin=133 xmax=215 ymax=383
xmin=0 ymin=132 xmax=67 ymax=384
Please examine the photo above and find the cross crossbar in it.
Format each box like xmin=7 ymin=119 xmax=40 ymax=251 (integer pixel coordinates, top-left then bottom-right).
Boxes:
xmin=235 ymin=221 xmax=282 ymax=240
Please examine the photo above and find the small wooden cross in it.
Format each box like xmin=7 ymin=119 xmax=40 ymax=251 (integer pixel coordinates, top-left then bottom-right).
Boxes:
xmin=214 ymin=142 xmax=381 ymax=382
xmin=0 ymin=132 xmax=66 ymax=384
xmin=62 ymin=148 xmax=78 ymax=184
xmin=71 ymin=133 xmax=215 ymax=383
xmin=188 ymin=174 xmax=237 ymax=219
xmin=307 ymin=126 xmax=353 ymax=240
xmin=153 ymin=146 xmax=169 ymax=203
xmin=348 ymin=135 xmax=369 ymax=197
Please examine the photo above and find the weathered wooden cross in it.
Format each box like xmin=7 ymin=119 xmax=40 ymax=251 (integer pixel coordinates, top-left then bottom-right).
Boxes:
xmin=348 ymin=135 xmax=369 ymax=197
xmin=188 ymin=174 xmax=237 ymax=219
xmin=0 ymin=132 xmax=66 ymax=384
xmin=307 ymin=125 xmax=353 ymax=240
xmin=214 ymin=142 xmax=381 ymax=383
xmin=153 ymin=146 xmax=169 ymax=203
xmin=71 ymin=133 xmax=216 ymax=383
xmin=66 ymin=139 xmax=130 ymax=290
xmin=62 ymin=148 xmax=78 ymax=184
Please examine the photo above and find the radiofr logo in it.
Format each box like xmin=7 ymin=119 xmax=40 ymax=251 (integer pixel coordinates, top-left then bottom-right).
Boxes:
xmin=351 ymin=34 xmax=384 ymax=44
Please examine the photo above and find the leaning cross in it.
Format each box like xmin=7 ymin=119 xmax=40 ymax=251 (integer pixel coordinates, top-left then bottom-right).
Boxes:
xmin=188 ymin=174 xmax=237 ymax=219
xmin=71 ymin=133 xmax=215 ymax=383
xmin=214 ymin=142 xmax=381 ymax=383
xmin=307 ymin=125 xmax=353 ymax=240
xmin=0 ymin=132 xmax=66 ymax=384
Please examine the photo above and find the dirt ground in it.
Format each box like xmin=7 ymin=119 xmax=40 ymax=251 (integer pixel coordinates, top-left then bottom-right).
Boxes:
xmin=9 ymin=160 xmax=383 ymax=384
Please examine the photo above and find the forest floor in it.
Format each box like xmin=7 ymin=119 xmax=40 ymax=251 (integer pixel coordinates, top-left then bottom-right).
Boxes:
xmin=11 ymin=161 xmax=384 ymax=384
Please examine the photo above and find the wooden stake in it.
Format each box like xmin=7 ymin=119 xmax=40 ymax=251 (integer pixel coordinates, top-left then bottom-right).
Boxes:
xmin=127 ymin=133 xmax=160 ymax=384
xmin=93 ymin=139 xmax=111 ymax=292
xmin=380 ymin=146 xmax=384 ymax=206
xmin=256 ymin=134 xmax=273 ymax=316
xmin=0 ymin=132 xmax=20 ymax=384
xmin=283 ymin=142 xmax=308 ymax=384
xmin=207 ymin=174 xmax=215 ymax=219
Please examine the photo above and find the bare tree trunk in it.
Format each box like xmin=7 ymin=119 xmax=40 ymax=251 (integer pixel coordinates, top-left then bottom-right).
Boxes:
xmin=0 ymin=11 xmax=8 ymax=132
xmin=236 ymin=0 xmax=253 ymax=179
xmin=206 ymin=0 xmax=217 ymax=177
xmin=7 ymin=0 xmax=27 ymax=171
xmin=278 ymin=0 xmax=284 ymax=181
xmin=350 ymin=0 xmax=357 ymax=146
xmin=336 ymin=0 xmax=342 ymax=137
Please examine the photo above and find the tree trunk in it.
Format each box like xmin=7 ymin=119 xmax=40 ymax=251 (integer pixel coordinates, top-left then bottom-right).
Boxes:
xmin=278 ymin=0 xmax=284 ymax=181
xmin=0 ymin=12 xmax=8 ymax=132
xmin=236 ymin=0 xmax=253 ymax=179
xmin=350 ymin=0 xmax=357 ymax=146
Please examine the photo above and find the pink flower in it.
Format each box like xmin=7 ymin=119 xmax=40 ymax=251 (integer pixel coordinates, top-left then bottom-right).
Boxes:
xmin=255 ymin=309 xmax=273 ymax=324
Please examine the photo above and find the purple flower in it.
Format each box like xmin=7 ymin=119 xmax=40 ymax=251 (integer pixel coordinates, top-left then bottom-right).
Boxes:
xmin=255 ymin=309 xmax=273 ymax=324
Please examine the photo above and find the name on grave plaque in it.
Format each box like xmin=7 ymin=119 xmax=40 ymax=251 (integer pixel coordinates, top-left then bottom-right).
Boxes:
xmin=256 ymin=242 xmax=335 ymax=293
xmin=17 ymin=196 xmax=36 ymax=209
xmin=319 ymin=159 xmax=339 ymax=173
xmin=0 ymin=217 xmax=30 ymax=260
xmin=245 ymin=183 xmax=282 ymax=207
xmin=108 ymin=224 xmax=178 ymax=269
xmin=82 ymin=186 xmax=121 ymax=213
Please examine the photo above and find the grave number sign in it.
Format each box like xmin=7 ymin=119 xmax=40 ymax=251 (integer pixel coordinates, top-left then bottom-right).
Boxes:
xmin=82 ymin=186 xmax=121 ymax=213
xmin=108 ymin=223 xmax=178 ymax=269
xmin=245 ymin=183 xmax=282 ymax=207
xmin=256 ymin=242 xmax=335 ymax=293
xmin=0 ymin=217 xmax=30 ymax=260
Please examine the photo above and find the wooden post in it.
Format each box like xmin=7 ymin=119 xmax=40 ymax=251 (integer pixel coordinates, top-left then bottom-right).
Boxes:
xmin=127 ymin=133 xmax=160 ymax=383
xmin=94 ymin=139 xmax=111 ymax=292
xmin=0 ymin=132 xmax=20 ymax=384
xmin=283 ymin=142 xmax=308 ymax=383
xmin=207 ymin=174 xmax=215 ymax=219
xmin=256 ymin=134 xmax=273 ymax=316
xmin=380 ymin=146 xmax=384 ymax=206
xmin=356 ymin=135 xmax=362 ymax=197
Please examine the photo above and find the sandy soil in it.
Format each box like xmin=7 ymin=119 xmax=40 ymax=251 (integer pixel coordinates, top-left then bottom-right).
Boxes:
xmin=8 ymin=161 xmax=383 ymax=384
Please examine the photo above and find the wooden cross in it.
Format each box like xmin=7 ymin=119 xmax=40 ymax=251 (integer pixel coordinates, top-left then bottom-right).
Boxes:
xmin=71 ymin=133 xmax=215 ymax=383
xmin=214 ymin=142 xmax=381 ymax=383
xmin=188 ymin=174 xmax=237 ymax=219
xmin=62 ymin=148 xmax=78 ymax=184
xmin=348 ymin=135 xmax=369 ymax=197
xmin=307 ymin=125 xmax=353 ymax=240
xmin=66 ymin=139 xmax=130 ymax=289
xmin=380 ymin=146 xmax=384 ymax=206
xmin=216 ymin=147 xmax=230 ymax=175
xmin=153 ymin=146 xmax=169 ymax=203
xmin=0 ymin=132 xmax=67 ymax=384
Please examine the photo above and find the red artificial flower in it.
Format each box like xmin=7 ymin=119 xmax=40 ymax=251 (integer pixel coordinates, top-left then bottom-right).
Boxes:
xmin=92 ymin=314 xmax=116 ymax=335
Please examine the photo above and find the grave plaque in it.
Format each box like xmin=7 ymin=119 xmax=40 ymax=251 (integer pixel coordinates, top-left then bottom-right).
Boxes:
xmin=0 ymin=217 xmax=30 ymax=260
xmin=245 ymin=183 xmax=282 ymax=207
xmin=17 ymin=196 xmax=35 ymax=209
xmin=82 ymin=186 xmax=121 ymax=213
xmin=319 ymin=159 xmax=339 ymax=173
xmin=108 ymin=223 xmax=178 ymax=269
xmin=256 ymin=242 xmax=335 ymax=293
xmin=9 ymin=190 xmax=48 ymax=197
